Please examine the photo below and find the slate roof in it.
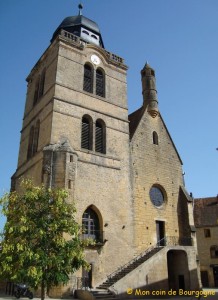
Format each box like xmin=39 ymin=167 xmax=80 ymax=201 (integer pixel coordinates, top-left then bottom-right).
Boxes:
xmin=194 ymin=197 xmax=218 ymax=227
xmin=128 ymin=106 xmax=145 ymax=140
xmin=51 ymin=14 xmax=104 ymax=47
xmin=53 ymin=15 xmax=100 ymax=36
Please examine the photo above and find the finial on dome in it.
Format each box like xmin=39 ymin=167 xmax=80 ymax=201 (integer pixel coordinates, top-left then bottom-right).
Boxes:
xmin=78 ymin=2 xmax=83 ymax=15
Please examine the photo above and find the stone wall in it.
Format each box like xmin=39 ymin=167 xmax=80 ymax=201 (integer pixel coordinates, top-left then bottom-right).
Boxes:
xmin=130 ymin=109 xmax=186 ymax=252
xmin=196 ymin=226 xmax=218 ymax=287
xmin=111 ymin=246 xmax=199 ymax=298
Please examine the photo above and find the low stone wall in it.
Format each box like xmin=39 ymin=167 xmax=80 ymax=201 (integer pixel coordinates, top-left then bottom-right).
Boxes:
xmin=76 ymin=290 xmax=95 ymax=300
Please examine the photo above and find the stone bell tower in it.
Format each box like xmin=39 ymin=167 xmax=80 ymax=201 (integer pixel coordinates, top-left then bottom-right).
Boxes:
xmin=12 ymin=4 xmax=134 ymax=295
xmin=11 ymin=4 xmax=201 ymax=298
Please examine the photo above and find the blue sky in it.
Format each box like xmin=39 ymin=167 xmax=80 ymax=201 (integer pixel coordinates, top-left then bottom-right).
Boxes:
xmin=0 ymin=0 xmax=218 ymax=230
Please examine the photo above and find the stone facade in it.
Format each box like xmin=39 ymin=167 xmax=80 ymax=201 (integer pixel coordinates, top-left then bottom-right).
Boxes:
xmin=11 ymin=10 xmax=201 ymax=298
xmin=112 ymin=246 xmax=199 ymax=298
xmin=194 ymin=197 xmax=218 ymax=288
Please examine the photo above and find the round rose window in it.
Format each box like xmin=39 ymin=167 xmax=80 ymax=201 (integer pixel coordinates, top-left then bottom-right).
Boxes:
xmin=149 ymin=186 xmax=165 ymax=207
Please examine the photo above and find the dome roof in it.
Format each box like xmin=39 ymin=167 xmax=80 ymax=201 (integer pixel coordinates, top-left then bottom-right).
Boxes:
xmin=51 ymin=13 xmax=104 ymax=47
xmin=55 ymin=15 xmax=100 ymax=34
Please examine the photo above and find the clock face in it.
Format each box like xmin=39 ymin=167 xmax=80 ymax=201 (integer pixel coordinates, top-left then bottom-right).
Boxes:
xmin=91 ymin=54 xmax=101 ymax=65
xmin=149 ymin=186 xmax=165 ymax=207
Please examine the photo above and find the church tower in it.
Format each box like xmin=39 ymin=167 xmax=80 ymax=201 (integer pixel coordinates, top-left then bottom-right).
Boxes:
xmin=11 ymin=4 xmax=201 ymax=298
xmin=12 ymin=5 xmax=134 ymax=295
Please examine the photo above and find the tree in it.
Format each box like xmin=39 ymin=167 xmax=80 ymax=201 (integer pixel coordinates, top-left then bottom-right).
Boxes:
xmin=0 ymin=179 xmax=89 ymax=300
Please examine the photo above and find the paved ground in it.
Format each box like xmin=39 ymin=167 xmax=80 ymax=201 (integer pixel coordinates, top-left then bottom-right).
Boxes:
xmin=0 ymin=289 xmax=217 ymax=300
xmin=0 ymin=297 xmax=216 ymax=300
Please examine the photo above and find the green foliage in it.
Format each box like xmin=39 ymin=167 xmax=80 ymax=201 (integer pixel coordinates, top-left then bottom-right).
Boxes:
xmin=0 ymin=179 xmax=89 ymax=295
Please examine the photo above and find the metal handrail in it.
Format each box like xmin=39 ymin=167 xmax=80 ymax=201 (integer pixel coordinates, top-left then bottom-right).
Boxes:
xmin=107 ymin=243 xmax=159 ymax=281
xmin=106 ymin=236 xmax=192 ymax=281
xmin=165 ymin=236 xmax=193 ymax=246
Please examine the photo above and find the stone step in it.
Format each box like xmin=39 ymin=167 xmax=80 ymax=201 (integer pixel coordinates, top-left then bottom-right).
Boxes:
xmin=97 ymin=246 xmax=164 ymax=290
xmin=91 ymin=289 xmax=117 ymax=300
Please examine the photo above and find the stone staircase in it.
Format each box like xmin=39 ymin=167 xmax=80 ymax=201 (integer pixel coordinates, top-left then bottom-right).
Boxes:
xmin=97 ymin=245 xmax=164 ymax=290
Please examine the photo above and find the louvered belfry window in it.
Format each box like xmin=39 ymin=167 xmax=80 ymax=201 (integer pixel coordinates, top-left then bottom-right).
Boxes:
xmin=33 ymin=77 xmax=40 ymax=106
xmin=38 ymin=68 xmax=46 ymax=98
xmin=27 ymin=126 xmax=35 ymax=159
xmin=96 ymin=68 xmax=105 ymax=97
xmin=83 ymin=64 xmax=93 ymax=93
xmin=95 ymin=120 xmax=105 ymax=154
xmin=27 ymin=120 xmax=40 ymax=160
xmin=33 ymin=69 xmax=46 ymax=106
xmin=32 ymin=120 xmax=40 ymax=154
xmin=81 ymin=117 xmax=92 ymax=150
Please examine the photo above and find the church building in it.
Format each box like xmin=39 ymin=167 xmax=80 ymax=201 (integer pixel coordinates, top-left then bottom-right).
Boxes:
xmin=11 ymin=5 xmax=201 ymax=298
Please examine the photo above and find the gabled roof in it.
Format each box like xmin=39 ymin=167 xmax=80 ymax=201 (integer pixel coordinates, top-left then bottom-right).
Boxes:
xmin=128 ymin=106 xmax=183 ymax=164
xmin=194 ymin=197 xmax=218 ymax=227
xmin=128 ymin=106 xmax=145 ymax=140
xmin=180 ymin=185 xmax=193 ymax=202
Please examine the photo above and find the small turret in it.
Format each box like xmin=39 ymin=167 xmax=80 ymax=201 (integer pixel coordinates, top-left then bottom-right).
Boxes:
xmin=141 ymin=62 xmax=159 ymax=118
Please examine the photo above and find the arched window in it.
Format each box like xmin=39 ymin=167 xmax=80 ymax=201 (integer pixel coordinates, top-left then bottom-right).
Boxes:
xmin=153 ymin=131 xmax=158 ymax=145
xmin=210 ymin=245 xmax=218 ymax=258
xmin=83 ymin=64 xmax=93 ymax=93
xmin=81 ymin=116 xmax=93 ymax=150
xmin=32 ymin=120 xmax=40 ymax=154
xmin=27 ymin=120 xmax=40 ymax=160
xmin=95 ymin=119 xmax=106 ymax=154
xmin=96 ymin=68 xmax=105 ymax=97
xmin=33 ymin=69 xmax=46 ymax=106
xmin=82 ymin=207 xmax=101 ymax=242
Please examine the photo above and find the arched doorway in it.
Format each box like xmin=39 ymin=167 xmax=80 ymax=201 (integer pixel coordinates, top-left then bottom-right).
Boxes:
xmin=167 ymin=250 xmax=190 ymax=291
xmin=81 ymin=206 xmax=103 ymax=288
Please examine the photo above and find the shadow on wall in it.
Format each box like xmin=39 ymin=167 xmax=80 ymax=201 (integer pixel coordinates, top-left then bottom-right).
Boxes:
xmin=114 ymin=268 xmax=200 ymax=299
xmin=177 ymin=187 xmax=192 ymax=241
